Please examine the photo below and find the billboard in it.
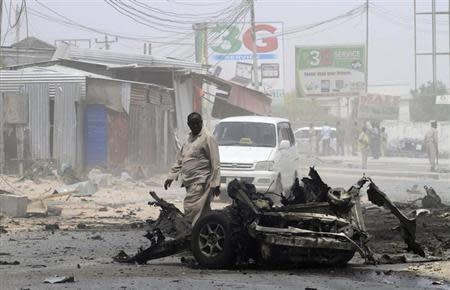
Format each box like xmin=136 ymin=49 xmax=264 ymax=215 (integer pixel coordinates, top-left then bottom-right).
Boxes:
xmin=295 ymin=45 xmax=366 ymax=97
xmin=203 ymin=22 xmax=285 ymax=99
xmin=358 ymin=94 xmax=400 ymax=120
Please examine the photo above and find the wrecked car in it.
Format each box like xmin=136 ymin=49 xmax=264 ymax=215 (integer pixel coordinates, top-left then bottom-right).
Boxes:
xmin=115 ymin=168 xmax=427 ymax=268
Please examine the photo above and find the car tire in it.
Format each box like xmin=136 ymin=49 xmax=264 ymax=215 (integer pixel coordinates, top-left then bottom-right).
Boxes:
xmin=191 ymin=210 xmax=238 ymax=268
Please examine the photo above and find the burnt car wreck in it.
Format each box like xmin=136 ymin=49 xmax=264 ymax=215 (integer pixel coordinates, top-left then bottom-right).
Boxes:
xmin=114 ymin=168 xmax=428 ymax=268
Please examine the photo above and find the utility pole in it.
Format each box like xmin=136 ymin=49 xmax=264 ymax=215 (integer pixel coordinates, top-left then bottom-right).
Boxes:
xmin=414 ymin=0 xmax=449 ymax=94
xmin=95 ymin=35 xmax=118 ymax=50
xmin=15 ymin=3 xmax=21 ymax=43
xmin=249 ymin=0 xmax=259 ymax=90
xmin=431 ymin=0 xmax=437 ymax=94
xmin=193 ymin=23 xmax=208 ymax=65
xmin=143 ymin=43 xmax=152 ymax=55
xmin=414 ymin=0 xmax=417 ymax=90
xmin=0 ymin=0 xmax=3 ymax=46
xmin=365 ymin=0 xmax=369 ymax=93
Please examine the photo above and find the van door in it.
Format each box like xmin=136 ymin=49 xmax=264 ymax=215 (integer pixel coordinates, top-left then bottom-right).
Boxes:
xmin=277 ymin=122 xmax=297 ymax=190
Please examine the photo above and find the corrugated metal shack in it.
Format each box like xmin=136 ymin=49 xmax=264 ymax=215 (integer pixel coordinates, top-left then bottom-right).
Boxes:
xmin=0 ymin=65 xmax=177 ymax=175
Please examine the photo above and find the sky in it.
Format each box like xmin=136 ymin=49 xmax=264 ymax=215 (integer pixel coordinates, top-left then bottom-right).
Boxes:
xmin=1 ymin=0 xmax=449 ymax=93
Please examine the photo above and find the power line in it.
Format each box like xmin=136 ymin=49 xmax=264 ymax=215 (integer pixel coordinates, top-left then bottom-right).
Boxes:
xmin=27 ymin=4 xmax=195 ymax=46
xmin=103 ymin=0 xmax=192 ymax=33
xmin=129 ymin=0 xmax=241 ymax=21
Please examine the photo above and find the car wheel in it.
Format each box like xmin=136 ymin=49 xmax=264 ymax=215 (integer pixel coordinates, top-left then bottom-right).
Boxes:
xmin=191 ymin=210 xmax=237 ymax=268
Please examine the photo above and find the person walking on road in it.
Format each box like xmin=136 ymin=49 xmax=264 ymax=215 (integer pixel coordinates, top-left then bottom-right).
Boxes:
xmin=336 ymin=121 xmax=345 ymax=156
xmin=424 ymin=120 xmax=439 ymax=172
xmin=368 ymin=121 xmax=381 ymax=159
xmin=164 ymin=112 xmax=221 ymax=225
xmin=380 ymin=127 xmax=388 ymax=157
xmin=358 ymin=126 xmax=370 ymax=170
xmin=350 ymin=121 xmax=359 ymax=156
xmin=321 ymin=122 xmax=332 ymax=156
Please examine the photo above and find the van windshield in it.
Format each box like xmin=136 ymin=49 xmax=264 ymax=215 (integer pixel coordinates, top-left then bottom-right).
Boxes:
xmin=214 ymin=122 xmax=276 ymax=147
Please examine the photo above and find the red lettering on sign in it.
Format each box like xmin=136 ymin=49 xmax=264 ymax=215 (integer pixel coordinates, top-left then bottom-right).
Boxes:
xmin=243 ymin=24 xmax=278 ymax=53
xmin=320 ymin=49 xmax=332 ymax=66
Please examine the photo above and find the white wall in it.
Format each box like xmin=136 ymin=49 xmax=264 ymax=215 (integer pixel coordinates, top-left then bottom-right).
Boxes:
xmin=382 ymin=120 xmax=450 ymax=155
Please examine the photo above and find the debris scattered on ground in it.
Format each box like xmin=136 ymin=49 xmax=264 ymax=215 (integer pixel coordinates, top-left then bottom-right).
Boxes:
xmin=44 ymin=276 xmax=75 ymax=284
xmin=90 ymin=235 xmax=104 ymax=241
xmin=88 ymin=169 xmax=113 ymax=187
xmin=367 ymin=181 xmax=425 ymax=257
xmin=44 ymin=224 xmax=60 ymax=231
xmin=0 ymin=260 xmax=20 ymax=265
xmin=54 ymin=181 xmax=97 ymax=197
xmin=422 ymin=186 xmax=445 ymax=209
xmin=0 ymin=226 xmax=7 ymax=234
xmin=20 ymin=160 xmax=56 ymax=182
xmin=432 ymin=280 xmax=444 ymax=285
xmin=59 ymin=164 xmax=82 ymax=185
xmin=114 ymin=191 xmax=191 ymax=264
xmin=77 ymin=223 xmax=88 ymax=229
xmin=0 ymin=193 xmax=30 ymax=217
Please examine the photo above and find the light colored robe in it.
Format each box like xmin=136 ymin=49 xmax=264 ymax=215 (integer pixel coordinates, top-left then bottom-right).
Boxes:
xmin=424 ymin=128 xmax=438 ymax=168
xmin=168 ymin=128 xmax=220 ymax=224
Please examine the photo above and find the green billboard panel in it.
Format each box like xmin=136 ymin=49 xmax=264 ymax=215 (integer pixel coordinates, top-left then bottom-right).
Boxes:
xmin=295 ymin=45 xmax=366 ymax=97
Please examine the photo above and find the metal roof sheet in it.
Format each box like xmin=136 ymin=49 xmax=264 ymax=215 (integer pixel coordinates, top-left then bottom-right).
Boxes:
xmin=53 ymin=43 xmax=205 ymax=71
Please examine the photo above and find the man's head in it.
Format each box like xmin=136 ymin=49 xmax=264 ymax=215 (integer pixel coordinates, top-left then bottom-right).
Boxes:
xmin=187 ymin=112 xmax=203 ymax=135
xmin=431 ymin=120 xmax=437 ymax=129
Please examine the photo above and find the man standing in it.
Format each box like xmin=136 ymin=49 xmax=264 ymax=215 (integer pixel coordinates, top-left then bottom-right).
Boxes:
xmin=358 ymin=126 xmax=370 ymax=169
xmin=424 ymin=120 xmax=439 ymax=172
xmin=321 ymin=122 xmax=332 ymax=156
xmin=336 ymin=121 xmax=345 ymax=156
xmin=164 ymin=112 xmax=221 ymax=225
xmin=380 ymin=127 xmax=388 ymax=157
xmin=350 ymin=121 xmax=359 ymax=156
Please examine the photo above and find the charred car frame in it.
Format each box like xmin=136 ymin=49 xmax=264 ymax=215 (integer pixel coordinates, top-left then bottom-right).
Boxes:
xmin=115 ymin=168 xmax=425 ymax=268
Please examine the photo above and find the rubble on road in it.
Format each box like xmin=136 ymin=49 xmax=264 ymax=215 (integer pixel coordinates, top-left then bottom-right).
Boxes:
xmin=113 ymin=191 xmax=191 ymax=264
xmin=44 ymin=276 xmax=75 ymax=284
xmin=115 ymin=169 xmax=446 ymax=268
xmin=20 ymin=160 xmax=56 ymax=183
xmin=54 ymin=181 xmax=97 ymax=197
xmin=58 ymin=164 xmax=82 ymax=185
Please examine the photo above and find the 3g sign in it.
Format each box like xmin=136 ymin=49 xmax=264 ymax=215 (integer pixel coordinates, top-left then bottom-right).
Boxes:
xmin=309 ymin=49 xmax=333 ymax=66
xmin=211 ymin=24 xmax=279 ymax=54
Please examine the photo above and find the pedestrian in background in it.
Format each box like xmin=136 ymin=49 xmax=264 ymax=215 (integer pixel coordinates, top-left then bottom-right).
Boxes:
xmin=368 ymin=121 xmax=381 ymax=159
xmin=321 ymin=121 xmax=332 ymax=156
xmin=380 ymin=127 xmax=388 ymax=157
xmin=358 ymin=126 xmax=370 ymax=170
xmin=424 ymin=120 xmax=439 ymax=172
xmin=336 ymin=121 xmax=345 ymax=156
xmin=350 ymin=121 xmax=359 ymax=156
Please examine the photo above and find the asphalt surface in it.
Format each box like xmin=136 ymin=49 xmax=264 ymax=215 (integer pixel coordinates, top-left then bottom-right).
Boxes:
xmin=1 ymin=156 xmax=449 ymax=289
xmin=0 ymin=230 xmax=449 ymax=290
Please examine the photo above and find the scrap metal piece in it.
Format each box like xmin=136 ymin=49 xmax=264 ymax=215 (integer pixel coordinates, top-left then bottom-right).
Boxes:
xmin=422 ymin=186 xmax=445 ymax=209
xmin=367 ymin=181 xmax=425 ymax=257
xmin=44 ymin=276 xmax=75 ymax=284
xmin=113 ymin=191 xmax=191 ymax=264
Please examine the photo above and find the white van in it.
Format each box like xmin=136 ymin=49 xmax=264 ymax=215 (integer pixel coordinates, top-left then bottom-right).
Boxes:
xmin=214 ymin=116 xmax=299 ymax=195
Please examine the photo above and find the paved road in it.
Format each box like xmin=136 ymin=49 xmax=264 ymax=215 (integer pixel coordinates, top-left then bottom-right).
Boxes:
xmin=0 ymin=230 xmax=448 ymax=290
